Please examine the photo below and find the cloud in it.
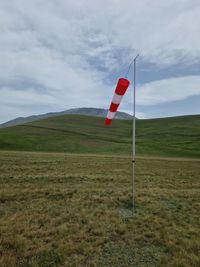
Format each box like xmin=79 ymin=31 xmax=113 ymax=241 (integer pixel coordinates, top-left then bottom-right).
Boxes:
xmin=137 ymin=95 xmax=200 ymax=119
xmin=0 ymin=0 xmax=200 ymax=123
xmin=136 ymin=76 xmax=200 ymax=106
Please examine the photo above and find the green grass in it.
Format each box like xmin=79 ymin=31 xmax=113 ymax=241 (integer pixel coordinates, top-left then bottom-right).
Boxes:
xmin=0 ymin=151 xmax=200 ymax=266
xmin=0 ymin=114 xmax=200 ymax=158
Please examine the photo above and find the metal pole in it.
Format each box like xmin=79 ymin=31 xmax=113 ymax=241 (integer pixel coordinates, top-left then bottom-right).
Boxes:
xmin=132 ymin=54 xmax=139 ymax=215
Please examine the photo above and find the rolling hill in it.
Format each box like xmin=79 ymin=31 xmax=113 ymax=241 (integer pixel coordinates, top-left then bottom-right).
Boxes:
xmin=0 ymin=107 xmax=132 ymax=128
xmin=0 ymin=114 xmax=199 ymax=158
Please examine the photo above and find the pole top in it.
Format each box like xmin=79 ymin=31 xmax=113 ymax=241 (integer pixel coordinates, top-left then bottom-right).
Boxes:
xmin=125 ymin=54 xmax=140 ymax=78
xmin=134 ymin=54 xmax=139 ymax=61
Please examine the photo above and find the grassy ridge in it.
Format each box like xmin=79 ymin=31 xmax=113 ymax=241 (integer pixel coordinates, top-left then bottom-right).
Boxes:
xmin=0 ymin=114 xmax=200 ymax=157
xmin=0 ymin=151 xmax=199 ymax=266
xmin=136 ymin=115 xmax=200 ymax=158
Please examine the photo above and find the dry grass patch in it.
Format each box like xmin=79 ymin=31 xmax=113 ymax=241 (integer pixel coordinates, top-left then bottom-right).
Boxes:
xmin=0 ymin=151 xmax=199 ymax=266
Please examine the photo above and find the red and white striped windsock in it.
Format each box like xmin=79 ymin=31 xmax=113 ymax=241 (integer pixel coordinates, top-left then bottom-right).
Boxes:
xmin=105 ymin=78 xmax=130 ymax=125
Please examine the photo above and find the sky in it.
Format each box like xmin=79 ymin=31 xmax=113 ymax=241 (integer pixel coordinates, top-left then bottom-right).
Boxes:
xmin=0 ymin=0 xmax=200 ymax=123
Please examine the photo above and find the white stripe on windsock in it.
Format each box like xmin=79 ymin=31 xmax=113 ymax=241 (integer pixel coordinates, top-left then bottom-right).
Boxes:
xmin=107 ymin=111 xmax=116 ymax=119
xmin=112 ymin=93 xmax=123 ymax=104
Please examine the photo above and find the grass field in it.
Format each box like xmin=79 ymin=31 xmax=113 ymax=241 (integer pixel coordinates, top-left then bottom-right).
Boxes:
xmin=0 ymin=150 xmax=199 ymax=266
xmin=0 ymin=114 xmax=200 ymax=158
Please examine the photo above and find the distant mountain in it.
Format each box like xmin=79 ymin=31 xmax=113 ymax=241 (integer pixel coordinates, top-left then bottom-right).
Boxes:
xmin=0 ymin=107 xmax=132 ymax=128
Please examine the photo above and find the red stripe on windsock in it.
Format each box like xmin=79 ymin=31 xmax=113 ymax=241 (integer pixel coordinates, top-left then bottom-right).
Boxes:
xmin=115 ymin=78 xmax=130 ymax=95
xmin=105 ymin=118 xmax=112 ymax=125
xmin=110 ymin=102 xmax=119 ymax=112
xmin=105 ymin=78 xmax=130 ymax=126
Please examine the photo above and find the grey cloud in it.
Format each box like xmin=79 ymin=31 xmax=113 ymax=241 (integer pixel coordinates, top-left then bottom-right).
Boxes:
xmin=136 ymin=95 xmax=200 ymax=119
xmin=0 ymin=0 xmax=200 ymax=123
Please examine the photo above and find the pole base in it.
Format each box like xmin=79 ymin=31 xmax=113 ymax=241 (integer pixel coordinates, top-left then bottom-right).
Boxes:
xmin=119 ymin=208 xmax=133 ymax=218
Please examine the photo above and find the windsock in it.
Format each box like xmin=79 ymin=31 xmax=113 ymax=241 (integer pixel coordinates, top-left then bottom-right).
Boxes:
xmin=105 ymin=78 xmax=130 ymax=125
